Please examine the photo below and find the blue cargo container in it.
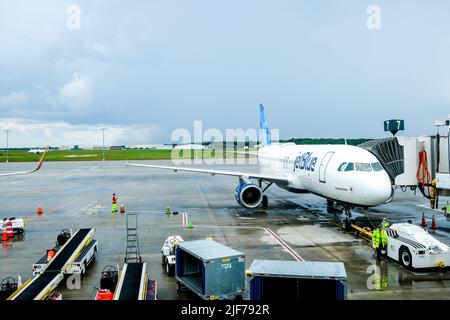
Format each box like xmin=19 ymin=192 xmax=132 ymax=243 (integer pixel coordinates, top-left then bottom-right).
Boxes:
xmin=247 ymin=260 xmax=347 ymax=300
xmin=175 ymin=240 xmax=245 ymax=300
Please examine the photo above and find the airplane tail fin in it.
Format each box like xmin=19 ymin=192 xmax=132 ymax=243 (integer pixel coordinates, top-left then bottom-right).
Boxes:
xmin=259 ymin=104 xmax=271 ymax=147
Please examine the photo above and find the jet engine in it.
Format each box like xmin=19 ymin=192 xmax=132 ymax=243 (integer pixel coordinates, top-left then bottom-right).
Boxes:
xmin=235 ymin=183 xmax=263 ymax=208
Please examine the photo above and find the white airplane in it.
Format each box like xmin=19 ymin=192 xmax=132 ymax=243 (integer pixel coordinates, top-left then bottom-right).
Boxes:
xmin=0 ymin=147 xmax=48 ymax=177
xmin=127 ymin=106 xmax=393 ymax=228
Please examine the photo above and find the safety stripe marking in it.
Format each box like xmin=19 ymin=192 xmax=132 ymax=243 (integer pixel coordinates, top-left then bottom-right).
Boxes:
xmin=264 ymin=227 xmax=304 ymax=262
xmin=181 ymin=212 xmax=187 ymax=227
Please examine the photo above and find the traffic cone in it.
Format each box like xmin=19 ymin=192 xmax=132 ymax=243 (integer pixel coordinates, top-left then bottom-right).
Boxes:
xmin=421 ymin=213 xmax=427 ymax=227
xmin=187 ymin=214 xmax=193 ymax=229
xmin=37 ymin=204 xmax=43 ymax=215
xmin=120 ymin=203 xmax=125 ymax=214
xmin=166 ymin=206 xmax=171 ymax=215
xmin=6 ymin=221 xmax=13 ymax=239
xmin=431 ymin=215 xmax=437 ymax=230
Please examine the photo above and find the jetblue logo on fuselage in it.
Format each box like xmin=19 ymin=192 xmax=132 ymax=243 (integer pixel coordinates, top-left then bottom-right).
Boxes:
xmin=293 ymin=152 xmax=318 ymax=172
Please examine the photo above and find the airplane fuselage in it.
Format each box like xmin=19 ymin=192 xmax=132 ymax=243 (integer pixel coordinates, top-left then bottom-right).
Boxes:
xmin=258 ymin=143 xmax=393 ymax=207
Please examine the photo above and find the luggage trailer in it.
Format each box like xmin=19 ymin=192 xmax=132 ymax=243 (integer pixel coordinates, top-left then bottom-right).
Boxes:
xmin=7 ymin=228 xmax=95 ymax=300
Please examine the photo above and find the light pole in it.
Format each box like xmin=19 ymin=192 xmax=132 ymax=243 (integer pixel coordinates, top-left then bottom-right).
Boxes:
xmin=5 ymin=130 xmax=10 ymax=163
xmin=100 ymin=128 xmax=106 ymax=161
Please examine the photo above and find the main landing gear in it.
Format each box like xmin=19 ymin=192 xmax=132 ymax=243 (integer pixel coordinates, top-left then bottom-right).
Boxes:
xmin=259 ymin=180 xmax=272 ymax=208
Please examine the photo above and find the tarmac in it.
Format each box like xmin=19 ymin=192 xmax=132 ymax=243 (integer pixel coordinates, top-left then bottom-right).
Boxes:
xmin=1 ymin=160 xmax=450 ymax=300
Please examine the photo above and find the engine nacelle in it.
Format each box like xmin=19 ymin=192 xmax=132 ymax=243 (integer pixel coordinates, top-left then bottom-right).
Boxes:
xmin=235 ymin=183 xmax=263 ymax=208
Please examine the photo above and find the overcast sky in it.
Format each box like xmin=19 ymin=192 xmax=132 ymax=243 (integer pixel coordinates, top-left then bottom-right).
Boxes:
xmin=1 ymin=0 xmax=450 ymax=147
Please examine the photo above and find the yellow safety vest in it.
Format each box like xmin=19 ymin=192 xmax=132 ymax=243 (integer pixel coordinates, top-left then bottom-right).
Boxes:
xmin=382 ymin=221 xmax=389 ymax=229
xmin=446 ymin=204 xmax=450 ymax=213
xmin=372 ymin=229 xmax=380 ymax=248
xmin=381 ymin=230 xmax=387 ymax=246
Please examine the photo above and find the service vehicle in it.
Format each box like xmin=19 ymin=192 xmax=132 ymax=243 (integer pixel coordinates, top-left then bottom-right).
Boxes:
xmin=33 ymin=229 xmax=98 ymax=276
xmin=385 ymin=223 xmax=450 ymax=269
xmin=1 ymin=217 xmax=25 ymax=235
xmin=161 ymin=235 xmax=184 ymax=276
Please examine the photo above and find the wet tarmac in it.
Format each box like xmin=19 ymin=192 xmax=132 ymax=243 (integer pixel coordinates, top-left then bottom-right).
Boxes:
xmin=1 ymin=160 xmax=450 ymax=300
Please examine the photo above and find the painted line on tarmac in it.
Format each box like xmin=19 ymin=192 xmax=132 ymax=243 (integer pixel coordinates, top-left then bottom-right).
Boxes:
xmin=264 ymin=227 xmax=304 ymax=262
xmin=181 ymin=212 xmax=188 ymax=227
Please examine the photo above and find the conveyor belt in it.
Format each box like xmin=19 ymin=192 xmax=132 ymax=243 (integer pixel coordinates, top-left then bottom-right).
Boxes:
xmin=115 ymin=262 xmax=146 ymax=300
xmin=9 ymin=228 xmax=93 ymax=300
xmin=46 ymin=228 xmax=91 ymax=272
xmin=12 ymin=272 xmax=60 ymax=301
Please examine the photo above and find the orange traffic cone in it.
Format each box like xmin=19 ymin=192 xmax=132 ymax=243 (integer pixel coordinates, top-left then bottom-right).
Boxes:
xmin=421 ymin=213 xmax=427 ymax=227
xmin=6 ymin=221 xmax=13 ymax=239
xmin=37 ymin=204 xmax=43 ymax=215
xmin=431 ymin=215 xmax=437 ymax=230
xmin=120 ymin=203 xmax=125 ymax=214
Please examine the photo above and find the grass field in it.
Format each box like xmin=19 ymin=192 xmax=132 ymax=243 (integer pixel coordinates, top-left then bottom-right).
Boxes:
xmin=0 ymin=149 xmax=252 ymax=162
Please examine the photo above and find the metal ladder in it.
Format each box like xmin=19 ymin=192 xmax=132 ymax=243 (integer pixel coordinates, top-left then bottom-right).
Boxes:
xmin=125 ymin=213 xmax=142 ymax=263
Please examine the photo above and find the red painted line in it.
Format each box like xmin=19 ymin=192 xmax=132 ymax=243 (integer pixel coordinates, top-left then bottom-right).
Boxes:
xmin=264 ymin=227 xmax=303 ymax=262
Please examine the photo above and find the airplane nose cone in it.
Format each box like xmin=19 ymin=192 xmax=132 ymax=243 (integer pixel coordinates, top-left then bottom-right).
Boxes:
xmin=373 ymin=172 xmax=393 ymax=205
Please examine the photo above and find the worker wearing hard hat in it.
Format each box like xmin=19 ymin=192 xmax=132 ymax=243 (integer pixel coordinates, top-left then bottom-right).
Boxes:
xmin=381 ymin=218 xmax=389 ymax=229
xmin=112 ymin=193 xmax=118 ymax=214
xmin=430 ymin=179 xmax=437 ymax=209
xmin=372 ymin=226 xmax=388 ymax=261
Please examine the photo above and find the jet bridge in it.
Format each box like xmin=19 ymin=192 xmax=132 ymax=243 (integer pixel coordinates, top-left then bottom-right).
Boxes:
xmin=8 ymin=228 xmax=94 ymax=300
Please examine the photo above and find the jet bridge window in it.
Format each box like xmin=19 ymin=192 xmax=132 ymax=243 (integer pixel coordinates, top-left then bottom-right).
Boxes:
xmin=338 ymin=162 xmax=347 ymax=171
xmin=371 ymin=162 xmax=384 ymax=171
xmin=355 ymin=163 xmax=372 ymax=172
xmin=344 ymin=162 xmax=354 ymax=171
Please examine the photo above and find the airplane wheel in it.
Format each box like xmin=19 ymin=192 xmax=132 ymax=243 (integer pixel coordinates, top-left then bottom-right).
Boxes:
xmin=262 ymin=195 xmax=268 ymax=208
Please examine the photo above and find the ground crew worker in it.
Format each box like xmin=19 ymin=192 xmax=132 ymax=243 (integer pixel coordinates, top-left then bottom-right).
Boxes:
xmin=112 ymin=193 xmax=118 ymax=214
xmin=372 ymin=226 xmax=388 ymax=261
xmin=381 ymin=218 xmax=389 ymax=229
xmin=430 ymin=179 xmax=437 ymax=209
xmin=380 ymin=227 xmax=388 ymax=255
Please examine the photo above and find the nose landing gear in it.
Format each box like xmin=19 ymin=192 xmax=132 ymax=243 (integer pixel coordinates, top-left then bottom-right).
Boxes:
xmin=342 ymin=205 xmax=353 ymax=231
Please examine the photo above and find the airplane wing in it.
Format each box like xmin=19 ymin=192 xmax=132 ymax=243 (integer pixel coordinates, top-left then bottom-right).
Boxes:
xmin=0 ymin=146 xmax=48 ymax=177
xmin=126 ymin=161 xmax=289 ymax=184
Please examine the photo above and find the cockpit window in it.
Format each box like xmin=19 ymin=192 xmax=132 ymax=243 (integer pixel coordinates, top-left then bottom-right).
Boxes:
xmin=371 ymin=162 xmax=383 ymax=171
xmin=338 ymin=162 xmax=347 ymax=171
xmin=344 ymin=162 xmax=354 ymax=171
xmin=355 ymin=163 xmax=372 ymax=172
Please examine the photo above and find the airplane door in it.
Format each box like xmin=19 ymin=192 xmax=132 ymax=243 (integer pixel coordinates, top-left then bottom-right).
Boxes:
xmin=319 ymin=151 xmax=335 ymax=183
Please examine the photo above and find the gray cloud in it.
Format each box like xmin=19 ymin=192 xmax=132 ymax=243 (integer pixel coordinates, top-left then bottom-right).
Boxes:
xmin=0 ymin=0 xmax=450 ymax=147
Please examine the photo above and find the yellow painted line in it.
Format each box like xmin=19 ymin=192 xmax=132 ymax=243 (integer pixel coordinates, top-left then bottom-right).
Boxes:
xmin=7 ymin=278 xmax=33 ymax=300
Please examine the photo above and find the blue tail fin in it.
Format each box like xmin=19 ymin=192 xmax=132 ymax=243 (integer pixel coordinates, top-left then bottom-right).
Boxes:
xmin=259 ymin=104 xmax=271 ymax=147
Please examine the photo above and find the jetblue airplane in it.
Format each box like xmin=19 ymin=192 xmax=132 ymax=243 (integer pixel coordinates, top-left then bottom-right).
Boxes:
xmin=0 ymin=147 xmax=47 ymax=177
xmin=127 ymin=106 xmax=393 ymax=227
